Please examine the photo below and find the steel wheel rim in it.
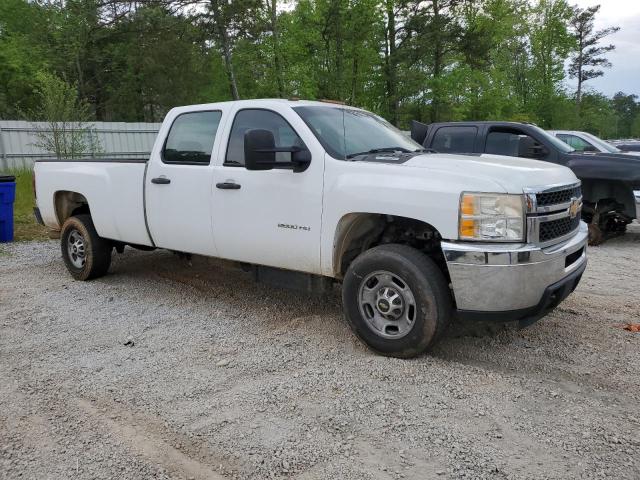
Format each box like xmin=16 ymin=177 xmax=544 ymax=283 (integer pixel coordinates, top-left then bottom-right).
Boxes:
xmin=67 ymin=229 xmax=86 ymax=269
xmin=358 ymin=270 xmax=417 ymax=339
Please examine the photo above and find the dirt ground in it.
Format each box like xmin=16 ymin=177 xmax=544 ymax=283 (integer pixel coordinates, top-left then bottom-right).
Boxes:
xmin=1 ymin=225 xmax=639 ymax=480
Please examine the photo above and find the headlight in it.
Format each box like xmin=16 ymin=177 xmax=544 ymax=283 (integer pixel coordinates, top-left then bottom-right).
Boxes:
xmin=459 ymin=193 xmax=524 ymax=241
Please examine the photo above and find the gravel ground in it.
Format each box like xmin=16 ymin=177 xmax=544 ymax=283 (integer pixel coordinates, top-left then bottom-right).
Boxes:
xmin=1 ymin=225 xmax=639 ymax=480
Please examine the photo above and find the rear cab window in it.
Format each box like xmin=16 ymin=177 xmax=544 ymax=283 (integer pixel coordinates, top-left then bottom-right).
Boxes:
xmin=485 ymin=130 xmax=523 ymax=157
xmin=431 ymin=126 xmax=477 ymax=153
xmin=162 ymin=111 xmax=223 ymax=165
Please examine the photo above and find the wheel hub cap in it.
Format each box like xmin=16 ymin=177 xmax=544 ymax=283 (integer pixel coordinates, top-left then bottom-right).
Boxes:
xmin=67 ymin=229 xmax=86 ymax=269
xmin=358 ymin=271 xmax=417 ymax=339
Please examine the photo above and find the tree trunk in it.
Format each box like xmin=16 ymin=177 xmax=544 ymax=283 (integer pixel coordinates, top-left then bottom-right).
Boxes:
xmin=334 ymin=0 xmax=344 ymax=100
xmin=222 ymin=39 xmax=240 ymax=100
xmin=431 ymin=0 xmax=443 ymax=123
xmin=351 ymin=57 xmax=358 ymax=104
xmin=211 ymin=0 xmax=240 ymax=100
xmin=270 ymin=0 xmax=285 ymax=97
xmin=385 ymin=0 xmax=398 ymax=125
xmin=576 ymin=32 xmax=584 ymax=114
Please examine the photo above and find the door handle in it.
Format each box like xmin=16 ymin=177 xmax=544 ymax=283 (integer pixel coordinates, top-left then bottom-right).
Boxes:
xmin=216 ymin=182 xmax=241 ymax=190
xmin=151 ymin=177 xmax=171 ymax=185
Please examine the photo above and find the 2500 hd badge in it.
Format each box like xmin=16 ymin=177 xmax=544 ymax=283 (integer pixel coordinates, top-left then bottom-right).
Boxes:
xmin=278 ymin=223 xmax=311 ymax=231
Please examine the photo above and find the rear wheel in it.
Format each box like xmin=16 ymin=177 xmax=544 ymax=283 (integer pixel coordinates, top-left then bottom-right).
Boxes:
xmin=342 ymin=244 xmax=452 ymax=358
xmin=60 ymin=214 xmax=112 ymax=281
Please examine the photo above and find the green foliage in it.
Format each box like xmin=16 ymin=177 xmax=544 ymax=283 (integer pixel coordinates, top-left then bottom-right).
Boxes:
xmin=0 ymin=0 xmax=637 ymax=138
xmin=27 ymin=72 xmax=102 ymax=160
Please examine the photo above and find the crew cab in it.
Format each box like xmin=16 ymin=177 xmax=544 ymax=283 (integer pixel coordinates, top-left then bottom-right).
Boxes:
xmin=412 ymin=121 xmax=640 ymax=244
xmin=34 ymin=100 xmax=588 ymax=357
xmin=549 ymin=130 xmax=640 ymax=157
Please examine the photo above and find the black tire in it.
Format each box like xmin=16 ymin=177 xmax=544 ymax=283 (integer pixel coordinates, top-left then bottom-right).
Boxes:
xmin=60 ymin=214 xmax=112 ymax=281
xmin=342 ymin=244 xmax=452 ymax=358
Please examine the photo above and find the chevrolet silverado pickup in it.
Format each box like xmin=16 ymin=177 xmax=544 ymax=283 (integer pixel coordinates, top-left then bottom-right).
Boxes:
xmin=34 ymin=100 xmax=588 ymax=357
xmin=412 ymin=120 xmax=640 ymax=244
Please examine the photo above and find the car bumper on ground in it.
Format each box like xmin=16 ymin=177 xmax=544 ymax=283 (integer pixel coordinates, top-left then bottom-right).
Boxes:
xmin=441 ymin=221 xmax=588 ymax=325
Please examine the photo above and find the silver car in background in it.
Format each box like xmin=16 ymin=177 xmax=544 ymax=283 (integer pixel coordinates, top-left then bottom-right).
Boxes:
xmin=549 ymin=130 xmax=640 ymax=156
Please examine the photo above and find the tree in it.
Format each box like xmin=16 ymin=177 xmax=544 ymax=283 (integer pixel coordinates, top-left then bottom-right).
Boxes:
xmin=202 ymin=0 xmax=262 ymax=100
xmin=0 ymin=0 xmax=53 ymax=117
xmin=568 ymin=5 xmax=619 ymax=108
xmin=611 ymin=92 xmax=638 ymax=138
xmin=28 ymin=73 xmax=102 ymax=160
xmin=528 ymin=0 xmax=575 ymax=126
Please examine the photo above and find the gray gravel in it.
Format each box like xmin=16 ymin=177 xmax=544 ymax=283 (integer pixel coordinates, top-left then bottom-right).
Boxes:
xmin=1 ymin=225 xmax=639 ymax=480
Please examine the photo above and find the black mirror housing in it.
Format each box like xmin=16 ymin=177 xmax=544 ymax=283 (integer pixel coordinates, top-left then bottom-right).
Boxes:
xmin=244 ymin=129 xmax=276 ymax=170
xmin=244 ymin=129 xmax=311 ymax=172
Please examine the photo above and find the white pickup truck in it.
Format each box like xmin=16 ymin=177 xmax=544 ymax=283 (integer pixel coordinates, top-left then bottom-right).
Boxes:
xmin=34 ymin=99 xmax=588 ymax=357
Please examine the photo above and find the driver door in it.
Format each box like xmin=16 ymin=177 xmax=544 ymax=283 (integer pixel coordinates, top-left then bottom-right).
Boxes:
xmin=211 ymin=107 xmax=325 ymax=274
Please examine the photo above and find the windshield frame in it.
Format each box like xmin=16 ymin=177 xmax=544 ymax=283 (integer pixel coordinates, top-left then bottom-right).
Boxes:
xmin=293 ymin=105 xmax=422 ymax=160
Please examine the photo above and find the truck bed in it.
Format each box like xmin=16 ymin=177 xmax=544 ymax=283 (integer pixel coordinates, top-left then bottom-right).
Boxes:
xmin=34 ymin=158 xmax=153 ymax=246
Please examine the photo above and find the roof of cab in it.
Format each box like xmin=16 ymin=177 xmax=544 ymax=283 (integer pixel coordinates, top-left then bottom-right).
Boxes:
xmin=170 ymin=98 xmax=361 ymax=112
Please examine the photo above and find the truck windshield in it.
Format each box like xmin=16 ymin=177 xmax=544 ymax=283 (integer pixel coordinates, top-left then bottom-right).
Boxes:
xmin=582 ymin=132 xmax=621 ymax=153
xmin=293 ymin=106 xmax=422 ymax=159
xmin=531 ymin=125 xmax=575 ymax=154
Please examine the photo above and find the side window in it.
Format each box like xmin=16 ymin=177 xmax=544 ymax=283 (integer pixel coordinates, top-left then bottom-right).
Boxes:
xmin=486 ymin=131 xmax=521 ymax=157
xmin=431 ymin=126 xmax=477 ymax=153
xmin=225 ymin=109 xmax=305 ymax=166
xmin=558 ymin=134 xmax=593 ymax=151
xmin=163 ymin=111 xmax=222 ymax=165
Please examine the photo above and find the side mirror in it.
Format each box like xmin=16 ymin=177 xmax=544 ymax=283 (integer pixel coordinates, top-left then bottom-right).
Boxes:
xmin=518 ymin=136 xmax=548 ymax=159
xmin=244 ymin=129 xmax=276 ymax=171
xmin=244 ymin=129 xmax=311 ymax=172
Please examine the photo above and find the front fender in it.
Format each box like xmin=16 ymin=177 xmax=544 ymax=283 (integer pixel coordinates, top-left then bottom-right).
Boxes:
xmin=320 ymin=159 xmax=505 ymax=276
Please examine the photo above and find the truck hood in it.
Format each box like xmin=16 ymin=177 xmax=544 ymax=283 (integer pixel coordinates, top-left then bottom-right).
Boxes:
xmin=566 ymin=151 xmax=640 ymax=184
xmin=401 ymin=153 xmax=578 ymax=193
xmin=575 ymin=151 xmax=640 ymax=162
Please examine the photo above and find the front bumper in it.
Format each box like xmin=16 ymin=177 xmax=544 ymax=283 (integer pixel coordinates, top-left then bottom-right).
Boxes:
xmin=634 ymin=190 xmax=640 ymax=219
xmin=441 ymin=221 xmax=588 ymax=323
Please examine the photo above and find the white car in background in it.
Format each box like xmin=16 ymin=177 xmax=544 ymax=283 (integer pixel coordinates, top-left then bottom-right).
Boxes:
xmin=549 ymin=130 xmax=640 ymax=156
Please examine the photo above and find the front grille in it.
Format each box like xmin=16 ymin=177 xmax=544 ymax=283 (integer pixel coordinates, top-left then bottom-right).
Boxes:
xmin=539 ymin=214 xmax=581 ymax=243
xmin=536 ymin=185 xmax=582 ymax=207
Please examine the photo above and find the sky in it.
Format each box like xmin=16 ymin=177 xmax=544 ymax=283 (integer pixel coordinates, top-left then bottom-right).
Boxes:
xmin=569 ymin=0 xmax=640 ymax=97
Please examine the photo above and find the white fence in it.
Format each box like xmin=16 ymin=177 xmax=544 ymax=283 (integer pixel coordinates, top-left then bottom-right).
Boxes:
xmin=0 ymin=120 xmax=161 ymax=170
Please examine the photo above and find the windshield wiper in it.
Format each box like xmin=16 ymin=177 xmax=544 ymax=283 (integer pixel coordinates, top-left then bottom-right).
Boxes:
xmin=346 ymin=147 xmax=413 ymax=159
xmin=414 ymin=148 xmax=438 ymax=153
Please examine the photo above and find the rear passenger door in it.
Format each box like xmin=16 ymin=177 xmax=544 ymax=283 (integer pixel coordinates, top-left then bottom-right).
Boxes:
xmin=145 ymin=109 xmax=225 ymax=256
xmin=429 ymin=126 xmax=478 ymax=154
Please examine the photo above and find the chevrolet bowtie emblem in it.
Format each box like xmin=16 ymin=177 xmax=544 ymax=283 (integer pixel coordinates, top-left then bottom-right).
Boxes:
xmin=569 ymin=197 xmax=580 ymax=219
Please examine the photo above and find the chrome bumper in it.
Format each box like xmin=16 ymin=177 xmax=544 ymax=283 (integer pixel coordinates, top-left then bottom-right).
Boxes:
xmin=634 ymin=190 xmax=640 ymax=219
xmin=441 ymin=221 xmax=588 ymax=313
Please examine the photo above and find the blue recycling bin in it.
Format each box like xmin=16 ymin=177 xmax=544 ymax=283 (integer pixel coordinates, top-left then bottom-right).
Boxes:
xmin=0 ymin=175 xmax=16 ymax=243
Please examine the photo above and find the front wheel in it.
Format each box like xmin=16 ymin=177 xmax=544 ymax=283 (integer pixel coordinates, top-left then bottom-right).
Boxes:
xmin=60 ymin=214 xmax=112 ymax=281
xmin=342 ymin=244 xmax=452 ymax=358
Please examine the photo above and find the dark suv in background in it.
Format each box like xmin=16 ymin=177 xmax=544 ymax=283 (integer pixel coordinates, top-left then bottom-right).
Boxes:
xmin=411 ymin=120 xmax=640 ymax=244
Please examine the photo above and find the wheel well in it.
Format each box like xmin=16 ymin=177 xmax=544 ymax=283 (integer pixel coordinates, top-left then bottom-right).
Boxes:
xmin=54 ymin=191 xmax=90 ymax=227
xmin=582 ymin=180 xmax=636 ymax=219
xmin=333 ymin=213 xmax=448 ymax=279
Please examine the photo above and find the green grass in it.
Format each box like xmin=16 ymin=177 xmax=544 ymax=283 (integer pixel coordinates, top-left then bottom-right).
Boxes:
xmin=6 ymin=168 xmax=49 ymax=241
